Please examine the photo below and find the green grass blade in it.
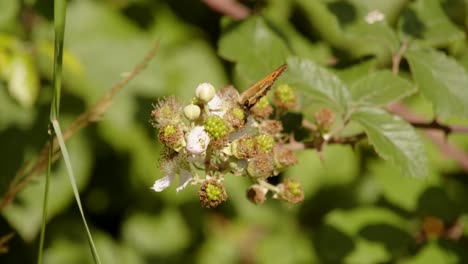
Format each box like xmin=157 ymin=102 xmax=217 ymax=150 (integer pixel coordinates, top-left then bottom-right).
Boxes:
xmin=50 ymin=0 xmax=67 ymax=120
xmin=52 ymin=120 xmax=102 ymax=264
xmin=37 ymin=0 xmax=68 ymax=262
xmin=36 ymin=133 xmax=53 ymax=264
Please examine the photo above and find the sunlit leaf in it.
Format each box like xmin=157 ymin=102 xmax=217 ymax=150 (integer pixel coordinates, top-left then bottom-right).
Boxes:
xmin=7 ymin=51 xmax=39 ymax=108
xmin=282 ymin=56 xmax=351 ymax=115
xmin=405 ymin=48 xmax=468 ymax=119
xmin=351 ymin=107 xmax=428 ymax=178
xmin=350 ymin=70 xmax=416 ymax=107
xmin=0 ymin=0 xmax=19 ymax=31
xmin=398 ymin=0 xmax=465 ymax=47
xmin=218 ymin=16 xmax=290 ymax=89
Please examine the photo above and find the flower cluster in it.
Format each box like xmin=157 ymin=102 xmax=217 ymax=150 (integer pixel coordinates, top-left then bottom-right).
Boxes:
xmin=150 ymin=82 xmax=304 ymax=207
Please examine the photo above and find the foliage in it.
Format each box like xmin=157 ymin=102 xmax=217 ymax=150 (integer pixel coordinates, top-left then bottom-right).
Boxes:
xmin=1 ymin=0 xmax=468 ymax=263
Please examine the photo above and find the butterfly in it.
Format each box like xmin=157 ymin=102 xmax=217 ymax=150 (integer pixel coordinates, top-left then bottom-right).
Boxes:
xmin=239 ymin=64 xmax=287 ymax=110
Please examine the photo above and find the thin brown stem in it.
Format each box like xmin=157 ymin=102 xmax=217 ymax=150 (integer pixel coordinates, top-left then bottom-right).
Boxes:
xmin=392 ymin=41 xmax=408 ymax=75
xmin=202 ymin=0 xmax=250 ymax=20
xmin=388 ymin=102 xmax=468 ymax=172
xmin=0 ymin=41 xmax=160 ymax=211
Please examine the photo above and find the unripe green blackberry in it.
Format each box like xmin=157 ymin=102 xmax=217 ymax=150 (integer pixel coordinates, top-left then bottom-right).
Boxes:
xmin=274 ymin=146 xmax=298 ymax=170
xmin=276 ymin=179 xmax=304 ymax=204
xmin=158 ymin=124 xmax=185 ymax=152
xmin=204 ymin=115 xmax=228 ymax=140
xmin=274 ymin=84 xmax=297 ymax=110
xmin=199 ymin=179 xmax=228 ymax=208
xmin=225 ymin=107 xmax=246 ymax=130
xmin=163 ymin=125 xmax=176 ymax=137
xmin=256 ymin=134 xmax=275 ymax=153
xmin=231 ymin=135 xmax=257 ymax=159
xmin=251 ymin=97 xmax=273 ymax=118
xmin=231 ymin=107 xmax=245 ymax=119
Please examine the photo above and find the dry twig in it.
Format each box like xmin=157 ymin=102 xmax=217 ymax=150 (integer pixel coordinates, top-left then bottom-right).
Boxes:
xmin=0 ymin=41 xmax=160 ymax=211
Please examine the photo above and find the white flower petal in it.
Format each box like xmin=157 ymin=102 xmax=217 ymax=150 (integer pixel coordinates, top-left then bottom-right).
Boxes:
xmin=186 ymin=126 xmax=210 ymax=154
xmin=207 ymin=94 xmax=223 ymax=110
xmin=207 ymin=94 xmax=227 ymax=117
xmin=151 ymin=174 xmax=175 ymax=192
xmin=176 ymin=170 xmax=193 ymax=192
xmin=364 ymin=10 xmax=385 ymax=24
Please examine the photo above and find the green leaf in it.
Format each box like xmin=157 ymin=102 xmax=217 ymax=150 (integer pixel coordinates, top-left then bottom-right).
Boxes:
xmin=322 ymin=207 xmax=411 ymax=264
xmin=325 ymin=207 xmax=408 ymax=236
xmin=0 ymin=83 xmax=35 ymax=130
xmin=7 ymin=51 xmax=39 ymax=108
xmin=218 ymin=16 xmax=290 ymax=89
xmin=398 ymin=0 xmax=465 ymax=48
xmin=44 ymin=229 xmax=145 ymax=264
xmin=295 ymin=0 xmax=399 ymax=62
xmin=350 ymin=70 xmax=416 ymax=107
xmin=351 ymin=107 xmax=428 ymax=178
xmin=57 ymin=1 xmax=227 ymax=103
xmin=335 ymin=59 xmax=378 ymax=86
xmin=285 ymin=145 xmax=359 ymax=197
xmin=122 ymin=209 xmax=191 ymax=256
xmin=347 ymin=0 xmax=408 ymax=24
xmin=345 ymin=22 xmax=400 ymax=62
xmin=282 ymin=56 xmax=351 ymax=115
xmin=405 ymin=48 xmax=468 ymax=119
xmin=256 ymin=226 xmax=317 ymax=264
xmin=399 ymin=242 xmax=460 ymax=264
xmin=370 ymin=160 xmax=435 ymax=211
xmin=0 ymin=0 xmax=19 ymax=31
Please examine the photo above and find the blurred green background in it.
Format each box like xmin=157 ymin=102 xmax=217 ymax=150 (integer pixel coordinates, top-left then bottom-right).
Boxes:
xmin=1 ymin=0 xmax=468 ymax=263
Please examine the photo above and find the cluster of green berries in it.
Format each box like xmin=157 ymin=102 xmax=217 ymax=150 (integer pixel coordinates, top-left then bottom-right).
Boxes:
xmin=205 ymin=115 xmax=228 ymax=140
xmin=151 ymin=80 xmax=308 ymax=207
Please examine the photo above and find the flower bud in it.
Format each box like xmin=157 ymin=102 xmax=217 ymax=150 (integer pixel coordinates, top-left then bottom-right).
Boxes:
xmin=196 ymin=83 xmax=216 ymax=103
xmin=183 ymin=104 xmax=201 ymax=121
xmin=246 ymin=184 xmax=268 ymax=204
xmin=199 ymin=179 xmax=228 ymax=208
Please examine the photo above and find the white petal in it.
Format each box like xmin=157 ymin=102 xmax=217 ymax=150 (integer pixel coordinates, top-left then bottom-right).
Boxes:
xmin=207 ymin=95 xmax=223 ymax=110
xmin=151 ymin=175 xmax=174 ymax=192
xmin=186 ymin=126 xmax=210 ymax=154
xmin=176 ymin=169 xmax=193 ymax=192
